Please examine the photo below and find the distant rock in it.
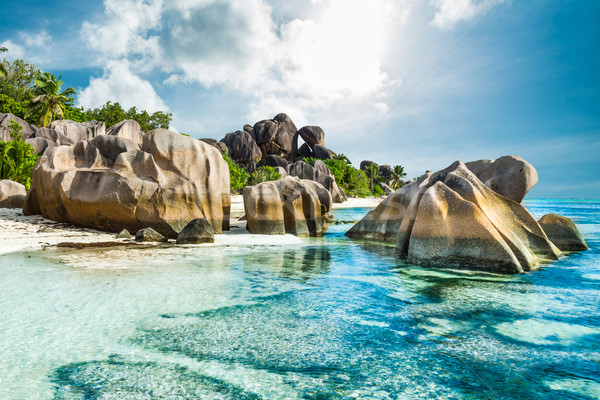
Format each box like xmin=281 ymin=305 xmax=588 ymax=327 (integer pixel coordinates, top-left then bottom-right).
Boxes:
xmin=135 ymin=227 xmax=167 ymax=242
xmin=378 ymin=182 xmax=394 ymax=195
xmin=259 ymin=155 xmax=289 ymax=169
xmin=220 ymin=130 xmax=262 ymax=164
xmin=286 ymin=160 xmax=346 ymax=203
xmin=116 ymin=229 xmax=132 ymax=239
xmin=106 ymin=119 xmax=142 ymax=144
xmin=360 ymin=160 xmax=378 ymax=171
xmin=24 ymin=129 xmax=231 ymax=238
xmin=346 ymin=156 xmax=568 ymax=274
xmin=200 ymin=138 xmax=227 ymax=154
xmin=378 ymin=164 xmax=394 ymax=184
xmin=298 ymin=143 xmax=312 ymax=159
xmin=253 ymin=114 xmax=296 ymax=160
xmin=297 ymin=126 xmax=325 ymax=149
xmin=0 ymin=180 xmax=26 ymax=208
xmin=243 ymin=176 xmax=329 ymax=237
xmin=538 ymin=214 xmax=588 ymax=251
xmin=176 ymin=218 xmax=215 ymax=244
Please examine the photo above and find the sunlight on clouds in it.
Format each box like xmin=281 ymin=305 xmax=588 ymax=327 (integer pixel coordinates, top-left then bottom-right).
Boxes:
xmin=19 ymin=30 xmax=52 ymax=48
xmin=77 ymin=59 xmax=168 ymax=114
xmin=431 ymin=0 xmax=505 ymax=29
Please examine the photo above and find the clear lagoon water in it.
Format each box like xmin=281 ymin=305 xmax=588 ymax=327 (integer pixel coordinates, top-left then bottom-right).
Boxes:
xmin=0 ymin=199 xmax=599 ymax=399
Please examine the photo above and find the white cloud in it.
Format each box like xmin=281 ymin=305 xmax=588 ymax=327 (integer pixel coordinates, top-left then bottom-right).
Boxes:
xmin=431 ymin=0 xmax=504 ymax=30
xmin=77 ymin=59 xmax=168 ymax=113
xmin=19 ymin=30 xmax=52 ymax=48
xmin=81 ymin=0 xmax=163 ymax=58
xmin=0 ymin=40 xmax=25 ymax=59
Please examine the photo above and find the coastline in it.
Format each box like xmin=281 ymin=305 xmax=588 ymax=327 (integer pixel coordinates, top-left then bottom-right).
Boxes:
xmin=230 ymin=194 xmax=383 ymax=215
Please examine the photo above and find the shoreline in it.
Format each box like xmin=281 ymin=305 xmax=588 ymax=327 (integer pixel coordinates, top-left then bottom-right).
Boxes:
xmin=230 ymin=195 xmax=383 ymax=215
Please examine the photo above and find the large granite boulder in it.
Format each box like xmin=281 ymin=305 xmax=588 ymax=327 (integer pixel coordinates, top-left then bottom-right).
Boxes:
xmin=176 ymin=218 xmax=215 ymax=244
xmin=51 ymin=119 xmax=106 ymax=143
xmin=0 ymin=180 xmax=27 ymax=208
xmin=286 ymin=160 xmax=346 ymax=203
xmin=220 ymin=130 xmax=262 ymax=164
xmin=106 ymin=119 xmax=142 ymax=144
xmin=243 ymin=176 xmax=329 ymax=237
xmin=23 ymin=130 xmax=231 ymax=238
xmin=0 ymin=113 xmax=35 ymax=141
xmin=297 ymin=126 xmax=325 ymax=149
xmin=538 ymin=214 xmax=588 ymax=251
xmin=465 ymin=156 xmax=537 ymax=203
xmin=253 ymin=114 xmax=296 ymax=160
xmin=346 ymin=156 xmax=581 ymax=274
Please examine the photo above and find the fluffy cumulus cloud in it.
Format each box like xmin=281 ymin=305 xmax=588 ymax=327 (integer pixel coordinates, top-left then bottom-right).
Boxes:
xmin=77 ymin=59 xmax=168 ymax=113
xmin=431 ymin=0 xmax=505 ymax=29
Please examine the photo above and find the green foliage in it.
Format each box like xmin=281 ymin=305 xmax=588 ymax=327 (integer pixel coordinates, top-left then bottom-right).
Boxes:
xmin=247 ymin=166 xmax=281 ymax=187
xmin=391 ymin=165 xmax=407 ymax=189
xmin=26 ymin=72 xmax=76 ymax=127
xmin=82 ymin=101 xmax=172 ymax=131
xmin=372 ymin=184 xmax=384 ymax=197
xmin=222 ymin=152 xmax=249 ymax=193
xmin=0 ymin=58 xmax=40 ymax=124
xmin=364 ymin=164 xmax=380 ymax=192
xmin=0 ymin=121 xmax=39 ymax=190
xmin=304 ymin=154 xmax=372 ymax=197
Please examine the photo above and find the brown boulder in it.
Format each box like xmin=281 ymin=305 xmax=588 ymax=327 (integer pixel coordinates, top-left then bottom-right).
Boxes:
xmin=243 ymin=176 xmax=328 ymax=237
xmin=538 ymin=214 xmax=588 ymax=251
xmin=0 ymin=180 xmax=26 ymax=208
xmin=23 ymin=129 xmax=230 ymax=238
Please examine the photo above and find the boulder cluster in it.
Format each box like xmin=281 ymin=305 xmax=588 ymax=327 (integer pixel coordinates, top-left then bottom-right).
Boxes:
xmin=347 ymin=156 xmax=587 ymax=273
xmin=202 ymin=113 xmax=346 ymax=203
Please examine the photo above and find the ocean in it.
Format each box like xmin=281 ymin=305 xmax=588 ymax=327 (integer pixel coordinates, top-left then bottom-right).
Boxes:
xmin=0 ymin=199 xmax=598 ymax=399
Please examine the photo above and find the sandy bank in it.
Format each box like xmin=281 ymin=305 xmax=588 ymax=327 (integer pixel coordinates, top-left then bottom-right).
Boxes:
xmin=0 ymin=208 xmax=303 ymax=256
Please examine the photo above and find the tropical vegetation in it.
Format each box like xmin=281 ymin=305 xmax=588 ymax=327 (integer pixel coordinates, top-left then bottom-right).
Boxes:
xmin=0 ymin=121 xmax=39 ymax=190
xmin=26 ymin=72 xmax=76 ymax=127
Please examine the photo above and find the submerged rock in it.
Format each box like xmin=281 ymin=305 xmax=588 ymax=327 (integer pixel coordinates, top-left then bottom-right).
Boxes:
xmin=243 ymin=176 xmax=330 ymax=237
xmin=176 ymin=218 xmax=215 ymax=244
xmin=0 ymin=180 xmax=26 ymax=208
xmin=23 ymin=129 xmax=231 ymax=238
xmin=538 ymin=214 xmax=588 ymax=251
xmin=135 ymin=227 xmax=167 ymax=242
xmin=346 ymin=156 xmax=582 ymax=274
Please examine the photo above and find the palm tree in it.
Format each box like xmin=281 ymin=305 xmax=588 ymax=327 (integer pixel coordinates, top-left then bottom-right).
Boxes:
xmin=391 ymin=165 xmax=407 ymax=189
xmin=0 ymin=47 xmax=8 ymax=78
xmin=26 ymin=72 xmax=76 ymax=127
xmin=365 ymin=164 xmax=380 ymax=193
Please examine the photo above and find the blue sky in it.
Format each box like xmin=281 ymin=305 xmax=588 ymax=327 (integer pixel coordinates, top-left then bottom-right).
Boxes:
xmin=1 ymin=0 xmax=599 ymax=198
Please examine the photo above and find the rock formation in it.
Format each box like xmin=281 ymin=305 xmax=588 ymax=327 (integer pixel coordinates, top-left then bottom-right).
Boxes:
xmin=346 ymin=156 xmax=586 ymax=273
xmin=135 ymin=227 xmax=167 ymax=243
xmin=538 ymin=214 xmax=588 ymax=251
xmin=176 ymin=218 xmax=215 ymax=244
xmin=24 ymin=129 xmax=231 ymax=238
xmin=220 ymin=130 xmax=262 ymax=164
xmin=51 ymin=119 xmax=106 ymax=143
xmin=106 ymin=119 xmax=142 ymax=145
xmin=0 ymin=113 xmax=35 ymax=141
xmin=0 ymin=180 xmax=26 ymax=208
xmin=286 ymin=160 xmax=347 ymax=203
xmin=243 ymin=176 xmax=331 ymax=237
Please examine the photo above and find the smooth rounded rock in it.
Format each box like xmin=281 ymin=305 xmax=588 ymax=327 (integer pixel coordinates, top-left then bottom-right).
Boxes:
xmin=176 ymin=218 xmax=215 ymax=244
xmin=538 ymin=214 xmax=588 ymax=251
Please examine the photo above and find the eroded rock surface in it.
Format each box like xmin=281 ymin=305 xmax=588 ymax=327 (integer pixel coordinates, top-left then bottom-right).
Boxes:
xmin=538 ymin=214 xmax=588 ymax=251
xmin=0 ymin=180 xmax=26 ymax=208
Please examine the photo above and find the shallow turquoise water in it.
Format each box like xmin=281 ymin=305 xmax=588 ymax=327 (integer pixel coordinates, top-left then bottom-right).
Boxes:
xmin=0 ymin=199 xmax=599 ymax=399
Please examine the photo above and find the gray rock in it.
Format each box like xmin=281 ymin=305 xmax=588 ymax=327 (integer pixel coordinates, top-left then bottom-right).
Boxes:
xmin=286 ymin=160 xmax=347 ymax=203
xmin=25 ymin=137 xmax=56 ymax=155
xmin=0 ymin=113 xmax=35 ymax=141
xmin=51 ymin=119 xmax=106 ymax=143
xmin=259 ymin=155 xmax=289 ymax=169
xmin=176 ymin=218 xmax=215 ymax=244
xmin=200 ymin=138 xmax=227 ymax=154
xmin=116 ymin=229 xmax=132 ymax=239
xmin=106 ymin=119 xmax=142 ymax=144
xmin=220 ymin=130 xmax=262 ymax=164
xmin=89 ymin=135 xmax=140 ymax=163
xmin=538 ymin=214 xmax=588 ymax=251
xmin=360 ymin=160 xmax=378 ymax=171
xmin=297 ymin=126 xmax=325 ymax=149
xmin=313 ymin=144 xmax=334 ymax=160
xmin=253 ymin=116 xmax=295 ymax=160
xmin=0 ymin=180 xmax=26 ymax=208
xmin=378 ymin=164 xmax=394 ymax=184
xmin=135 ymin=228 xmax=167 ymax=242
xmin=298 ymin=143 xmax=312 ymax=159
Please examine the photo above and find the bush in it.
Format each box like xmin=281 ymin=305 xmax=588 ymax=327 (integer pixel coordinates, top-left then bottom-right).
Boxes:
xmin=247 ymin=166 xmax=281 ymax=187
xmin=222 ymin=152 xmax=248 ymax=193
xmin=372 ymin=184 xmax=384 ymax=197
xmin=0 ymin=121 xmax=39 ymax=190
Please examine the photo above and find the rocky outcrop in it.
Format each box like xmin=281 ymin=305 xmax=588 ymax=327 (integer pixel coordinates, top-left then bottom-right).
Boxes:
xmin=253 ymin=116 xmax=295 ymax=160
xmin=243 ymin=176 xmax=330 ymax=237
xmin=51 ymin=119 xmax=106 ymax=143
xmin=220 ymin=130 xmax=262 ymax=164
xmin=200 ymin=138 xmax=227 ymax=154
xmin=106 ymin=119 xmax=142 ymax=144
xmin=313 ymin=144 xmax=334 ymax=160
xmin=286 ymin=160 xmax=346 ymax=203
xmin=538 ymin=214 xmax=588 ymax=251
xmin=24 ymin=129 xmax=231 ymax=238
xmin=176 ymin=218 xmax=215 ymax=244
xmin=0 ymin=180 xmax=26 ymax=208
xmin=259 ymin=155 xmax=289 ymax=169
xmin=346 ymin=156 xmax=584 ymax=273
